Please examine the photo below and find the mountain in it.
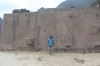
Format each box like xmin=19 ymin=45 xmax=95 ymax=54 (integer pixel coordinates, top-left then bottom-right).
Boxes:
xmin=57 ymin=0 xmax=97 ymax=8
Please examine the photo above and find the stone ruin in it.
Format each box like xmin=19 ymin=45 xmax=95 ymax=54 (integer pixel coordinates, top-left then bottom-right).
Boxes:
xmin=0 ymin=17 xmax=2 ymax=36
xmin=0 ymin=7 xmax=100 ymax=53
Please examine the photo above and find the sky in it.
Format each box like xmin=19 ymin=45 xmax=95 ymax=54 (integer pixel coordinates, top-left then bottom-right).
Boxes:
xmin=0 ymin=0 xmax=65 ymax=19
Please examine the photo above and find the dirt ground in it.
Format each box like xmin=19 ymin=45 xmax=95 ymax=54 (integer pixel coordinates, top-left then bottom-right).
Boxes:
xmin=0 ymin=51 xmax=100 ymax=66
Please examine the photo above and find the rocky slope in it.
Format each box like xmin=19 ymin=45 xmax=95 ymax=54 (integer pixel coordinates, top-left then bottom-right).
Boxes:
xmin=57 ymin=0 xmax=96 ymax=8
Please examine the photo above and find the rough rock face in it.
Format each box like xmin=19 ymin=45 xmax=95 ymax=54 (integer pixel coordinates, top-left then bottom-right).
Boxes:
xmin=1 ymin=8 xmax=100 ymax=51
xmin=0 ymin=17 xmax=2 ymax=35
xmin=57 ymin=0 xmax=96 ymax=8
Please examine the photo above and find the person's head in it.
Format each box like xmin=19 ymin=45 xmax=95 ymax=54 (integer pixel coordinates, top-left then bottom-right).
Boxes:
xmin=49 ymin=35 xmax=53 ymax=38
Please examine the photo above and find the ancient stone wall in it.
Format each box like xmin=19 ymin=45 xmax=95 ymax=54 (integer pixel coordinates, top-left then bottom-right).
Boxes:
xmin=0 ymin=17 xmax=2 ymax=36
xmin=0 ymin=8 xmax=100 ymax=51
xmin=0 ymin=12 xmax=37 ymax=51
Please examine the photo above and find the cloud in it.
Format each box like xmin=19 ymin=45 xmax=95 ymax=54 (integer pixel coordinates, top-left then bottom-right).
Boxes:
xmin=0 ymin=0 xmax=65 ymax=18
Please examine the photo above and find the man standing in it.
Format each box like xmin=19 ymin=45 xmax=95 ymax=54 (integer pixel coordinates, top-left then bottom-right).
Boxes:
xmin=48 ymin=35 xmax=55 ymax=55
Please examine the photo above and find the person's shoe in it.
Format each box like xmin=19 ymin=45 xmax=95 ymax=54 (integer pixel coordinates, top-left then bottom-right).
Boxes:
xmin=52 ymin=54 xmax=54 ymax=55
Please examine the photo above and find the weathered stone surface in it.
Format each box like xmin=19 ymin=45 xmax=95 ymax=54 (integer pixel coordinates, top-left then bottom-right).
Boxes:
xmin=38 ymin=57 xmax=42 ymax=61
xmin=0 ymin=17 xmax=2 ymax=36
xmin=74 ymin=58 xmax=85 ymax=64
xmin=1 ymin=8 xmax=100 ymax=51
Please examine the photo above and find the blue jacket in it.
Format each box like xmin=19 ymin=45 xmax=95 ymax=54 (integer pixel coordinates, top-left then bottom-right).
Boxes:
xmin=48 ymin=38 xmax=55 ymax=46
